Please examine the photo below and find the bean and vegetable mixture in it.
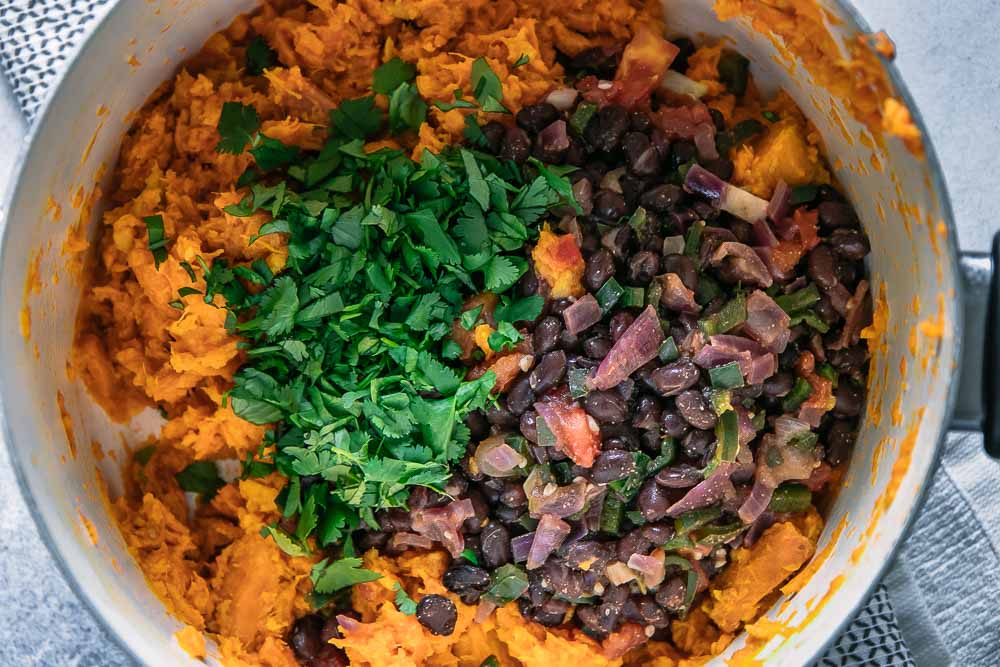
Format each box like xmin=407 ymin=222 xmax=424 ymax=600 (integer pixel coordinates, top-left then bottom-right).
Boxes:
xmin=77 ymin=2 xmax=873 ymax=665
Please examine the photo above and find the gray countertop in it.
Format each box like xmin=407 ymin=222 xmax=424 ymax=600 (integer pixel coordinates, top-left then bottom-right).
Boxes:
xmin=0 ymin=1 xmax=998 ymax=665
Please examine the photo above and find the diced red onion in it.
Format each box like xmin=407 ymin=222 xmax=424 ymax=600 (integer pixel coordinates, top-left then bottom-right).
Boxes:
xmin=737 ymin=479 xmax=774 ymax=524
xmin=766 ymin=180 xmax=792 ymax=223
xmin=632 ymin=146 xmax=661 ymax=174
xmin=665 ymin=462 xmax=737 ymax=517
xmin=710 ymin=242 xmax=773 ymax=288
xmin=831 ymin=279 xmax=871 ymax=350
xmin=684 ymin=164 xmax=768 ymax=222
xmin=663 ymin=235 xmax=685 ymax=255
xmin=560 ymin=215 xmax=584 ymax=247
xmin=388 ymin=531 xmax=435 ymax=552
xmin=589 ymin=305 xmax=664 ymax=390
xmin=756 ymin=423 xmax=821 ymax=490
xmin=683 ymin=163 xmax=726 ymax=203
xmin=527 ymin=514 xmax=572 ymax=569
xmin=545 ymin=87 xmax=579 ymax=111
xmin=572 ymin=178 xmax=594 ymax=216
xmin=743 ymin=511 xmax=776 ymax=546
xmin=563 ymin=294 xmax=602 ymax=335
xmin=659 ymin=273 xmax=701 ymax=313
xmin=605 ymin=561 xmax=637 ymax=585
xmin=627 ymin=550 xmax=666 ymax=588
xmin=743 ymin=290 xmax=791 ymax=353
xmin=511 ymin=532 xmax=535 ymax=563
xmin=600 ymin=166 xmax=626 ymax=194
xmin=475 ymin=437 xmax=527 ymax=477
xmin=658 ymin=70 xmax=708 ymax=99
xmin=525 ymin=472 xmax=589 ymax=518
xmin=693 ymin=124 xmax=719 ymax=160
xmin=539 ymin=120 xmax=570 ymax=153
xmin=474 ymin=600 xmax=498 ymax=624
xmin=411 ymin=498 xmax=475 ymax=557
xmin=751 ymin=218 xmax=779 ymax=248
xmin=693 ymin=334 xmax=777 ymax=385
xmin=735 ymin=406 xmax=758 ymax=447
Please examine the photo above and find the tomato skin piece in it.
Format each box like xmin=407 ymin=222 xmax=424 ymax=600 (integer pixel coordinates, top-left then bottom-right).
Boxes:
xmin=601 ymin=623 xmax=649 ymax=660
xmin=613 ymin=25 xmax=680 ymax=109
xmin=535 ymin=397 xmax=601 ymax=468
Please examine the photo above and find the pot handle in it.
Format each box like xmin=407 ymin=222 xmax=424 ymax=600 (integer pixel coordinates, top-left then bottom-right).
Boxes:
xmin=953 ymin=233 xmax=1000 ymax=457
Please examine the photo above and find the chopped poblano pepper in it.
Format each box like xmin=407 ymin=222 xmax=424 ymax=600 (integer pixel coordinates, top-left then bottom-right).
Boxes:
xmin=699 ymin=291 xmax=747 ymax=336
xmin=569 ymin=101 xmax=598 ymax=136
xmin=790 ymin=184 xmax=819 ymax=205
xmin=659 ymin=336 xmax=680 ymax=363
xmin=674 ymin=506 xmax=722 ymax=535
xmin=595 ymin=277 xmax=625 ymax=314
xmin=567 ymin=367 xmax=591 ymax=399
xmin=483 ymin=564 xmax=529 ymax=604
xmin=775 ymin=283 xmax=821 ymax=313
xmin=599 ymin=494 xmax=625 ymax=535
xmin=768 ymin=483 xmax=813 ymax=513
xmin=782 ymin=377 xmax=814 ymax=412
xmin=684 ymin=220 xmax=705 ymax=258
xmin=709 ymin=361 xmax=745 ymax=389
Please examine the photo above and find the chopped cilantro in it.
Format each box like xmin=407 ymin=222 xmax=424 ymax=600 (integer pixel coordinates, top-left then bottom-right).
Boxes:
xmin=393 ymin=583 xmax=418 ymax=615
xmin=388 ymin=83 xmax=428 ymax=134
xmin=216 ymin=102 xmax=260 ymax=154
xmin=471 ymin=57 xmax=503 ymax=107
xmin=488 ymin=321 xmax=523 ymax=353
xmin=246 ymin=36 xmax=276 ymax=75
xmin=511 ymin=54 xmax=530 ymax=68
xmin=311 ymin=557 xmax=382 ymax=594
xmin=134 ymin=444 xmax=156 ymax=466
xmin=373 ymin=57 xmax=417 ymax=94
xmin=142 ymin=215 xmax=169 ymax=269
xmin=175 ymin=461 xmax=225 ymax=500
xmin=330 ymin=96 xmax=383 ymax=140
xmin=460 ymin=548 xmax=480 ymax=565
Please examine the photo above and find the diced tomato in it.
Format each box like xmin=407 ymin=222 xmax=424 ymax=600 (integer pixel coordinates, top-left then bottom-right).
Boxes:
xmin=451 ymin=292 xmax=498 ymax=361
xmin=651 ymin=102 xmax=714 ymax=139
xmin=578 ymin=75 xmax=622 ymax=106
xmin=791 ymin=208 xmax=820 ymax=251
xmin=771 ymin=239 xmax=806 ymax=274
xmin=802 ymin=462 xmax=834 ymax=492
xmin=613 ymin=25 xmax=680 ymax=109
xmin=535 ymin=397 xmax=601 ymax=468
xmin=469 ymin=352 xmax=533 ymax=393
xmin=795 ymin=351 xmax=836 ymax=426
xmin=601 ymin=623 xmax=649 ymax=660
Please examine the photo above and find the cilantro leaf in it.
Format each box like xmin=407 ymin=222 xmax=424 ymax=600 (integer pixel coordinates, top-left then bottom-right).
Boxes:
xmin=175 ymin=461 xmax=225 ymax=500
xmin=461 ymin=548 xmax=480 ymax=565
xmin=373 ymin=57 xmax=417 ymax=94
xmin=388 ymin=83 xmax=428 ymax=134
xmin=246 ymin=36 xmax=276 ymax=75
xmin=494 ymin=295 xmax=543 ymax=324
xmin=252 ymin=135 xmax=300 ymax=170
xmin=142 ymin=215 xmax=169 ymax=269
xmin=512 ymin=53 xmax=530 ymax=68
xmin=311 ymin=557 xmax=382 ymax=594
xmin=482 ymin=255 xmax=522 ymax=292
xmin=216 ymin=102 xmax=260 ymax=154
xmin=417 ymin=350 xmax=461 ymax=394
xmin=252 ymin=276 xmax=300 ymax=338
xmin=461 ymin=149 xmax=490 ymax=211
xmin=261 ymin=524 xmax=309 ymax=557
xmin=331 ymin=97 xmax=384 ymax=140
xmin=488 ymin=321 xmax=523 ymax=353
xmin=393 ymin=583 xmax=417 ymax=615
xmin=471 ymin=58 xmax=503 ymax=105
xmin=459 ymin=304 xmax=484 ymax=330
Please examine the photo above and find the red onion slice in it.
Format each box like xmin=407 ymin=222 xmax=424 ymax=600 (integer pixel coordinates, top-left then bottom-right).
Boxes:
xmin=684 ymin=164 xmax=769 ymax=222
xmin=511 ymin=532 xmax=535 ymax=563
xmin=538 ymin=120 xmax=570 ymax=153
xmin=589 ymin=305 xmax=664 ymax=390
xmin=766 ymin=180 xmax=792 ymax=223
xmin=665 ymin=462 xmax=737 ymax=517
xmin=475 ymin=437 xmax=528 ymax=477
xmin=659 ymin=273 xmax=701 ymax=313
xmin=411 ymin=498 xmax=475 ymax=557
xmin=743 ymin=290 xmax=791 ymax=353
xmin=545 ymin=87 xmax=579 ymax=111
xmin=627 ymin=550 xmax=666 ymax=588
xmin=562 ymin=294 xmax=602 ymax=335
xmin=526 ymin=514 xmax=571 ymax=569
xmin=710 ymin=242 xmax=773 ymax=288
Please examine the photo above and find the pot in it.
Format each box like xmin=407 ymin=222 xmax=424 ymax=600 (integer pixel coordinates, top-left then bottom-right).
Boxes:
xmin=0 ymin=1 xmax=991 ymax=665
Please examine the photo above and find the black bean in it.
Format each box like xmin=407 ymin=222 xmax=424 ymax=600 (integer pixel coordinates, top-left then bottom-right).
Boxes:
xmin=494 ymin=503 xmax=522 ymax=524
xmin=465 ymin=409 xmax=490 ymax=441
xmin=628 ymin=250 xmax=659 ymax=285
xmin=500 ymin=480 xmax=528 ymax=508
xmin=507 ymin=374 xmax=536 ymax=416
xmin=649 ymin=360 xmax=701 ymax=396
xmin=638 ymin=185 xmax=680 ymax=215
xmin=463 ymin=488 xmax=489 ymax=534
xmin=559 ymin=328 xmax=581 ymax=352
xmin=591 ymin=448 xmax=637 ymax=483
xmin=376 ymin=507 xmax=412 ymax=531
xmin=584 ymin=248 xmax=616 ymax=292
xmin=818 ymin=201 xmax=858 ymax=229
xmin=836 ymin=258 xmax=859 ymax=288
xmin=637 ymin=479 xmax=671 ymax=521
xmin=728 ymin=218 xmax=754 ymax=245
xmin=530 ymin=350 xmax=567 ymax=393
xmin=583 ymin=390 xmax=629 ymax=424
xmin=708 ymin=107 xmax=726 ymax=132
xmin=313 ymin=646 xmax=349 ymax=667
xmin=289 ymin=615 xmax=323 ymax=661
xmin=825 ymin=419 xmax=856 ymax=466
xmin=516 ymin=103 xmax=560 ymax=133
xmin=661 ymin=253 xmax=699 ymax=291
xmin=668 ymin=139 xmax=697 ymax=170
xmin=829 ymin=345 xmax=868 ymax=373
xmin=586 ymin=105 xmax=630 ymax=153
xmin=641 ymin=522 xmax=675 ymax=544
xmin=481 ymin=121 xmax=506 ymax=154
xmin=617 ymin=528 xmax=653 ymax=562
xmin=833 ymin=381 xmax=864 ymax=417
xmin=624 ymin=596 xmax=670 ymax=628
xmin=593 ymin=189 xmax=629 ymax=221
xmin=807 ymin=244 xmax=839 ymax=290
xmin=829 ymin=228 xmax=870 ymax=260
xmin=609 ymin=311 xmax=635 ymax=342
xmin=520 ymin=410 xmax=539 ymax=443
xmin=486 ymin=401 xmax=520 ymax=429
xmin=569 ymin=46 xmax=622 ymax=78
xmin=815 ymin=293 xmax=840 ymax=325
xmin=565 ymin=136 xmax=587 ymax=166
xmin=563 ymin=541 xmax=613 ymax=572
xmin=659 ymin=408 xmax=691 ymax=438
xmin=633 ymin=395 xmax=662 ymax=430
xmin=670 ymin=37 xmax=696 ymax=71
xmin=481 ymin=522 xmax=512 ymax=569
xmin=620 ymin=173 xmax=650 ymax=209
xmin=500 ymin=126 xmax=531 ymax=163
xmin=358 ymin=530 xmax=389 ymax=551
xmin=655 ymin=576 xmax=688 ymax=611
xmin=583 ymin=335 xmax=612 ymax=359
xmin=416 ymin=594 xmax=458 ymax=636
xmin=518 ymin=267 xmax=540 ymax=297
xmin=534 ymin=316 xmax=563 ymax=355
xmin=550 ymin=298 xmax=573 ymax=316
xmin=702 ymin=157 xmax=734 ymax=181
xmin=676 ymin=390 xmax=717 ymax=430
xmin=624 ymin=132 xmax=659 ymax=176
xmin=762 ymin=371 xmax=794 ymax=398
xmin=520 ymin=597 xmax=570 ymax=627
xmin=682 ymin=430 xmax=715 ymax=462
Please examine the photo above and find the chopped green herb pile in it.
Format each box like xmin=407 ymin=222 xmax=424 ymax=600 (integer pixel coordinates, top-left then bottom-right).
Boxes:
xmin=184 ymin=59 xmax=576 ymax=557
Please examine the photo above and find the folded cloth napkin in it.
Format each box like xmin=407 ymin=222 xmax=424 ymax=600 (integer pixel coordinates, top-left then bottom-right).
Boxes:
xmin=5 ymin=2 xmax=1000 ymax=666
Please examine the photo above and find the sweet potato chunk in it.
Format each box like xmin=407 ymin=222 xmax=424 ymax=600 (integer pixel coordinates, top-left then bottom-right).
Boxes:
xmin=532 ymin=230 xmax=585 ymax=298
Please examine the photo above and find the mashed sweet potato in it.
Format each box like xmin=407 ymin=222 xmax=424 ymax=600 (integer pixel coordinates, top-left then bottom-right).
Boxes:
xmin=73 ymin=1 xmax=833 ymax=664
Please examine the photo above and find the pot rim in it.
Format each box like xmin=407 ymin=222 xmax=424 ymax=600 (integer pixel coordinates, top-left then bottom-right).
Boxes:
xmin=0 ymin=1 xmax=961 ymax=665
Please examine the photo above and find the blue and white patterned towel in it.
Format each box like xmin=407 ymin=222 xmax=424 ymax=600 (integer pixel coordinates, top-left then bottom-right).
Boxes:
xmin=5 ymin=2 xmax=1000 ymax=665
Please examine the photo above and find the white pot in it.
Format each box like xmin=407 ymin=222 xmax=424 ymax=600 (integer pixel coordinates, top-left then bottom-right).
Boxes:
xmin=0 ymin=1 xmax=974 ymax=665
